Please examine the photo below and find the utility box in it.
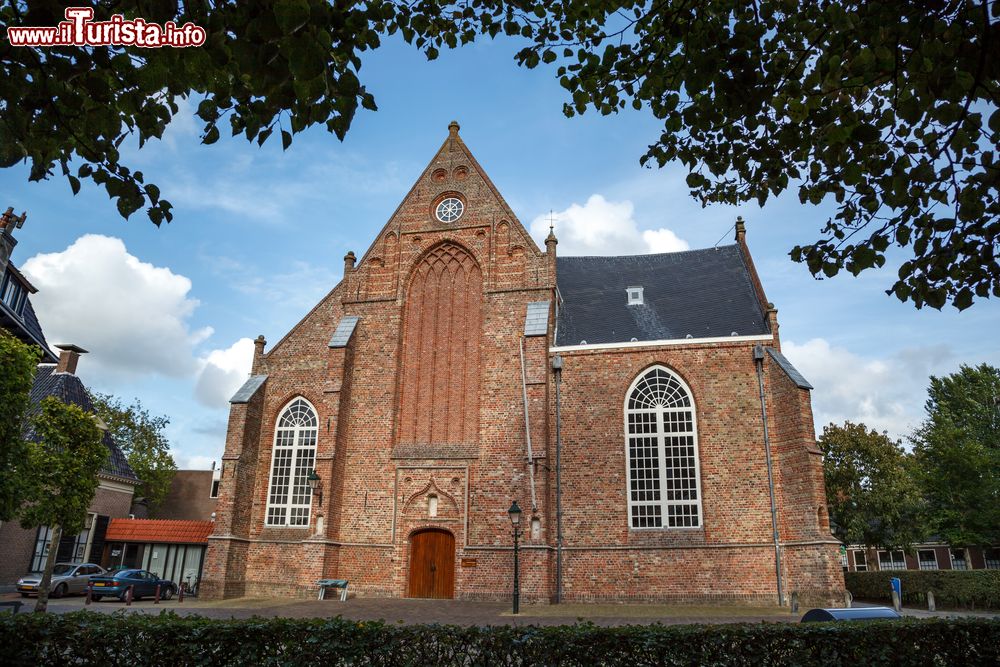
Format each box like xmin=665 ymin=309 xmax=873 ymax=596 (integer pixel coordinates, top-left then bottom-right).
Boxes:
xmin=890 ymin=577 xmax=902 ymax=600
xmin=800 ymin=607 xmax=901 ymax=623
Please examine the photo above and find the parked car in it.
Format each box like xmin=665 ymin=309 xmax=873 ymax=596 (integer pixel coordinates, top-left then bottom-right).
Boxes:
xmin=88 ymin=569 xmax=176 ymax=601
xmin=16 ymin=563 xmax=105 ymax=598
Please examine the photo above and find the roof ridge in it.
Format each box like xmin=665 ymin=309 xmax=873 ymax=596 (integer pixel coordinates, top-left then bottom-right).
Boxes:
xmin=557 ymin=244 xmax=737 ymax=261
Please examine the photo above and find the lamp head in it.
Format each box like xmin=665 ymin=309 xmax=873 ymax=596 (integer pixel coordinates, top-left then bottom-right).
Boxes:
xmin=508 ymin=500 xmax=523 ymax=527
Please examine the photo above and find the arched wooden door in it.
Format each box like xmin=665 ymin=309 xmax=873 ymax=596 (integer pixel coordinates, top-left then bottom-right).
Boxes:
xmin=407 ymin=529 xmax=455 ymax=599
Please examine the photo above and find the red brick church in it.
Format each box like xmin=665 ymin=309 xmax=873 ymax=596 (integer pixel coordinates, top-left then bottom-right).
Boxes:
xmin=201 ymin=122 xmax=844 ymax=605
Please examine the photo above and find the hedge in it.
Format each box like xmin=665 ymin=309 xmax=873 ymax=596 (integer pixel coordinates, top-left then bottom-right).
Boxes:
xmin=1 ymin=612 xmax=999 ymax=666
xmin=846 ymin=570 xmax=1000 ymax=609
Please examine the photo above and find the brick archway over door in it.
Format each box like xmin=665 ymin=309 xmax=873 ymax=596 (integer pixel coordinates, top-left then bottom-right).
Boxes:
xmin=407 ymin=529 xmax=456 ymax=599
xmin=398 ymin=243 xmax=482 ymax=447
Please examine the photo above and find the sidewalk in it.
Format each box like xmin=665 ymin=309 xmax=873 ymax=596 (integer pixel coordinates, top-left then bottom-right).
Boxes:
xmin=4 ymin=592 xmax=997 ymax=626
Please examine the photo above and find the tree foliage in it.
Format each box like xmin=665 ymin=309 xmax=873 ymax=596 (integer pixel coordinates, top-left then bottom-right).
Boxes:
xmin=509 ymin=1 xmax=1000 ymax=310
xmin=19 ymin=396 xmax=107 ymax=612
xmin=819 ymin=421 xmax=926 ymax=549
xmin=0 ymin=0 xmax=466 ymax=224
xmin=911 ymin=363 xmax=1000 ymax=547
xmin=2 ymin=2 xmax=997 ymax=310
xmin=0 ymin=331 xmax=39 ymax=522
xmin=89 ymin=392 xmax=176 ymax=509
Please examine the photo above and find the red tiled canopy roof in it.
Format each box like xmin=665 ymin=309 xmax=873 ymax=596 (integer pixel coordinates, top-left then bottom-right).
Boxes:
xmin=105 ymin=519 xmax=214 ymax=545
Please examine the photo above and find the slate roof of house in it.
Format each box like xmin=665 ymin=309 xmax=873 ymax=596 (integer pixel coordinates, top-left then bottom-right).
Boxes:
xmin=0 ymin=264 xmax=57 ymax=363
xmin=29 ymin=364 xmax=139 ymax=483
xmin=105 ymin=518 xmax=214 ymax=544
xmin=554 ymin=245 xmax=769 ymax=346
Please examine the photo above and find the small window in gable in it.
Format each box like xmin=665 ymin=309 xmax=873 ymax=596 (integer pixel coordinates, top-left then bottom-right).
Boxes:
xmin=626 ymin=286 xmax=644 ymax=305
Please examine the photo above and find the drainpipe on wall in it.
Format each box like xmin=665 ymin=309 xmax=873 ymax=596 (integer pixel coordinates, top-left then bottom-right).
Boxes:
xmin=754 ymin=344 xmax=785 ymax=606
xmin=552 ymin=354 xmax=564 ymax=603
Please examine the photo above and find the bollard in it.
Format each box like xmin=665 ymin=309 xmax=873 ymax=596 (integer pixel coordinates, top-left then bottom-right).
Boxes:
xmin=790 ymin=591 xmax=800 ymax=614
xmin=927 ymin=590 xmax=936 ymax=612
xmin=154 ymin=584 xmax=160 ymax=604
xmin=844 ymin=590 xmax=853 ymax=608
xmin=85 ymin=583 xmax=92 ymax=606
xmin=178 ymin=584 xmax=184 ymax=604
xmin=891 ymin=589 xmax=901 ymax=612
xmin=126 ymin=585 xmax=133 ymax=606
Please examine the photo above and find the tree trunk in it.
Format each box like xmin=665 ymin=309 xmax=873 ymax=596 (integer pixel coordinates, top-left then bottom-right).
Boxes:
xmin=34 ymin=523 xmax=62 ymax=613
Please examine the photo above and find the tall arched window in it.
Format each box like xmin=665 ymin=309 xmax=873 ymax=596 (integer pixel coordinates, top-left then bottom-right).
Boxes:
xmin=265 ymin=398 xmax=318 ymax=527
xmin=625 ymin=367 xmax=702 ymax=529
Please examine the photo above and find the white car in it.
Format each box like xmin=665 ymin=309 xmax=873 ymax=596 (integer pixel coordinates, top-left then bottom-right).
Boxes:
xmin=16 ymin=563 xmax=105 ymax=598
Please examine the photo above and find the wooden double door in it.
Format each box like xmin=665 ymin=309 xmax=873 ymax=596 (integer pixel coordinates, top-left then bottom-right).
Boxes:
xmin=407 ymin=529 xmax=455 ymax=599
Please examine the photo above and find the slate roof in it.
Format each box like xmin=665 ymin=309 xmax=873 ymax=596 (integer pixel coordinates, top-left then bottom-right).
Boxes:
xmin=28 ymin=365 xmax=140 ymax=483
xmin=555 ymin=245 xmax=769 ymax=346
xmin=230 ymin=374 xmax=267 ymax=404
xmin=767 ymin=348 xmax=814 ymax=390
xmin=328 ymin=315 xmax=360 ymax=348
xmin=523 ymin=301 xmax=550 ymax=336
xmin=105 ymin=518 xmax=214 ymax=544
xmin=0 ymin=264 xmax=57 ymax=362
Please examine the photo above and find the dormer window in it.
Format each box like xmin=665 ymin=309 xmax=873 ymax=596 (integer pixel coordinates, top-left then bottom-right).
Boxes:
xmin=626 ymin=286 xmax=644 ymax=305
xmin=0 ymin=271 xmax=27 ymax=316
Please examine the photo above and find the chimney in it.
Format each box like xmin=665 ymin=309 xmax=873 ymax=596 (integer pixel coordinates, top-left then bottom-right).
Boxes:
xmin=0 ymin=206 xmax=27 ymax=276
xmin=343 ymin=251 xmax=356 ymax=273
xmin=54 ymin=343 xmax=88 ymax=375
xmin=251 ymin=334 xmax=266 ymax=374
xmin=734 ymin=215 xmax=746 ymax=245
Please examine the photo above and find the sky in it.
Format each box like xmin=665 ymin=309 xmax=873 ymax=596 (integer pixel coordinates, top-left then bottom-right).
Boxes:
xmin=1 ymin=36 xmax=997 ymax=469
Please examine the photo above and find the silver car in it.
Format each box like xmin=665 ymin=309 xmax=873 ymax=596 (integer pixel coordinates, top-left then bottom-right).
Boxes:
xmin=16 ymin=563 xmax=105 ymax=598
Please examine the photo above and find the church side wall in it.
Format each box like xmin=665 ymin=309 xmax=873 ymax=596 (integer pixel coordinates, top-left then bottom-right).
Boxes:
xmin=765 ymin=360 xmax=845 ymax=606
xmin=551 ymin=341 xmax=788 ymax=603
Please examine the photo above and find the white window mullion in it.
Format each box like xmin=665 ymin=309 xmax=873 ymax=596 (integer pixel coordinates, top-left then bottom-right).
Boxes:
xmin=656 ymin=407 xmax=669 ymax=529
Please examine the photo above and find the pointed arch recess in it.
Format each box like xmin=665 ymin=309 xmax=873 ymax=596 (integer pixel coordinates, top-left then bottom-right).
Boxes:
xmin=399 ymin=242 xmax=482 ymax=446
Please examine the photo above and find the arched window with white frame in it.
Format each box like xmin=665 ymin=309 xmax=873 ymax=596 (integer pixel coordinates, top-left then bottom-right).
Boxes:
xmin=624 ymin=366 xmax=703 ymax=529
xmin=265 ymin=397 xmax=318 ymax=527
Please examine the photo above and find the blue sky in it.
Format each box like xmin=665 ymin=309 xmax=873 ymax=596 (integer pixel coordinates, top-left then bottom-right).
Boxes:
xmin=2 ymin=36 xmax=997 ymax=468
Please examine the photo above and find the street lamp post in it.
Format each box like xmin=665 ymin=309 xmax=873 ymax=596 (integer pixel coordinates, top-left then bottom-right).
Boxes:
xmin=508 ymin=500 xmax=523 ymax=615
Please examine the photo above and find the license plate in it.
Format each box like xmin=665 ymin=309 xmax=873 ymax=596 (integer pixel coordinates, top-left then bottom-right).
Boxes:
xmin=23 ymin=585 xmax=36 ymax=590
xmin=94 ymin=582 xmax=107 ymax=587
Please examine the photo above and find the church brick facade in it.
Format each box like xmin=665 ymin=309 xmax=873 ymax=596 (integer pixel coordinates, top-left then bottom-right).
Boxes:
xmin=200 ymin=123 xmax=844 ymax=606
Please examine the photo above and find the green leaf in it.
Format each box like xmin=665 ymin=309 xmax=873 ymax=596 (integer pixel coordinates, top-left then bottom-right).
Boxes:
xmin=274 ymin=0 xmax=311 ymax=34
xmin=203 ymin=125 xmax=220 ymax=145
xmin=281 ymin=130 xmax=292 ymax=150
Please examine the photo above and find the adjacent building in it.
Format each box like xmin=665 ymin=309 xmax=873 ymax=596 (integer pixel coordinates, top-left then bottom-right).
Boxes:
xmin=844 ymin=544 xmax=1000 ymax=572
xmin=0 ymin=209 xmax=140 ymax=588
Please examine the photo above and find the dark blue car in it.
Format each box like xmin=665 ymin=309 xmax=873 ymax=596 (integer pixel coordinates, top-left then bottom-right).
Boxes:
xmin=88 ymin=569 xmax=176 ymax=602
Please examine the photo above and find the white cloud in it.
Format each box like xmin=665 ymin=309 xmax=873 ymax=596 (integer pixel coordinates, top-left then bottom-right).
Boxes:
xmin=22 ymin=235 xmax=210 ymax=380
xmin=782 ymin=338 xmax=955 ymax=442
xmin=194 ymin=337 xmax=255 ymax=408
xmin=182 ymin=454 xmax=218 ymax=471
xmin=529 ymin=194 xmax=689 ymax=256
xmin=642 ymin=228 xmax=690 ymax=253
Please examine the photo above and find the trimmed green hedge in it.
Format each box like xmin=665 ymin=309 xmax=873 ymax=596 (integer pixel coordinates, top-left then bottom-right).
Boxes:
xmin=846 ymin=570 xmax=1000 ymax=609
xmin=1 ymin=612 xmax=999 ymax=666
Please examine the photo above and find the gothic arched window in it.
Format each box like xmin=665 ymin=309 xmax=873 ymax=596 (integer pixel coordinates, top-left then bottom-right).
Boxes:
xmin=265 ymin=398 xmax=318 ymax=527
xmin=625 ymin=367 xmax=703 ymax=529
